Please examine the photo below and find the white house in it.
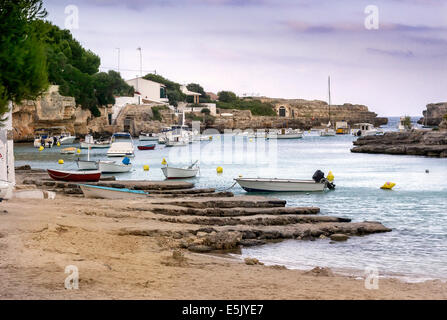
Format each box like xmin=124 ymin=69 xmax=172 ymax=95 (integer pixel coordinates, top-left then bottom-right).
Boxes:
xmin=126 ymin=77 xmax=169 ymax=104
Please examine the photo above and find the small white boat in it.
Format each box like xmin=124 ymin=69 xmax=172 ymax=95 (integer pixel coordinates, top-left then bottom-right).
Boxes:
xmin=98 ymin=160 xmax=132 ymax=173
xmin=235 ymin=178 xmax=329 ymax=192
xmin=79 ymin=184 xmax=148 ymax=199
xmin=59 ymin=133 xmax=77 ymax=145
xmin=76 ymin=159 xmax=98 ymax=170
xmin=320 ymin=127 xmax=336 ymax=136
xmin=0 ymin=180 xmax=12 ymax=201
xmin=139 ymin=132 xmax=159 ymax=141
xmin=352 ymin=123 xmax=382 ymax=137
xmin=267 ymin=128 xmax=303 ymax=139
xmin=161 ymin=161 xmax=199 ymax=179
xmin=107 ymin=132 xmax=135 ymax=157
xmin=80 ymin=135 xmax=110 ymax=149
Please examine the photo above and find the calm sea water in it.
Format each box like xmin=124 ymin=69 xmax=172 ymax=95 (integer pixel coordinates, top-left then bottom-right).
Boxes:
xmin=13 ymin=117 xmax=447 ymax=281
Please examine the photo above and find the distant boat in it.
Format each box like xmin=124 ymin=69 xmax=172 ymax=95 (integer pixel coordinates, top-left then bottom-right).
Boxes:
xmin=266 ymin=128 xmax=303 ymax=139
xmin=79 ymin=184 xmax=148 ymax=199
xmin=320 ymin=77 xmax=336 ymax=137
xmin=235 ymin=178 xmax=331 ymax=192
xmin=47 ymin=169 xmax=101 ymax=182
xmin=137 ymin=144 xmax=156 ymax=150
xmin=161 ymin=161 xmax=199 ymax=179
xmin=352 ymin=123 xmax=382 ymax=136
xmin=58 ymin=132 xmax=77 ymax=145
xmin=80 ymin=135 xmax=110 ymax=149
xmin=60 ymin=147 xmax=77 ymax=154
xmin=139 ymin=133 xmax=159 ymax=141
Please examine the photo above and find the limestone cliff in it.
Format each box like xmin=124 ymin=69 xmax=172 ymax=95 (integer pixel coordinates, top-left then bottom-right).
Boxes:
xmin=418 ymin=102 xmax=447 ymax=126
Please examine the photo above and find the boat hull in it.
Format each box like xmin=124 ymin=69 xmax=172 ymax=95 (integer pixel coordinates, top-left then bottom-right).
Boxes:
xmin=79 ymin=184 xmax=148 ymax=199
xmin=161 ymin=167 xmax=198 ymax=179
xmin=98 ymin=161 xmax=132 ymax=173
xmin=76 ymin=160 xmax=99 ymax=170
xmin=47 ymin=169 xmax=101 ymax=182
xmin=138 ymin=145 xmax=155 ymax=150
xmin=59 ymin=136 xmax=77 ymax=145
xmin=235 ymin=178 xmax=325 ymax=192
xmin=80 ymin=141 xmax=110 ymax=149
xmin=139 ymin=135 xmax=158 ymax=141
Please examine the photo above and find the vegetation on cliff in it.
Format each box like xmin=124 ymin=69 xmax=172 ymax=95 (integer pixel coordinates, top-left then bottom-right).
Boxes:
xmin=217 ymin=91 xmax=276 ymax=116
xmin=0 ymin=0 xmax=49 ymax=124
xmin=143 ymin=74 xmax=185 ymax=107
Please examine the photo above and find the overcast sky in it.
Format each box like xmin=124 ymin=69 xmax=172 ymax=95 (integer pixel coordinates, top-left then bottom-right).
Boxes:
xmin=43 ymin=0 xmax=447 ymax=116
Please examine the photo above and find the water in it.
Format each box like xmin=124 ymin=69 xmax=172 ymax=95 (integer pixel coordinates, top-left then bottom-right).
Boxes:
xmin=13 ymin=118 xmax=447 ymax=281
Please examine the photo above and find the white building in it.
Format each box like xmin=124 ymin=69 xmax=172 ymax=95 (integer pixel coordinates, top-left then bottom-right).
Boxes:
xmin=126 ymin=77 xmax=169 ymax=104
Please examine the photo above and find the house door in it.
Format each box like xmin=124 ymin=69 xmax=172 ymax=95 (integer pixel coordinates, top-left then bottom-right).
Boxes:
xmin=124 ymin=118 xmax=133 ymax=133
xmin=279 ymin=106 xmax=286 ymax=117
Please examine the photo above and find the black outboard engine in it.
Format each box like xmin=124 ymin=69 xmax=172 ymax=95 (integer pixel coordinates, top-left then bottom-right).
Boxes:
xmin=312 ymin=170 xmax=325 ymax=183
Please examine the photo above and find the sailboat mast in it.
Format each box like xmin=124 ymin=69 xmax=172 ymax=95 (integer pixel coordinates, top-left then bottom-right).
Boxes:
xmin=328 ymin=76 xmax=331 ymax=123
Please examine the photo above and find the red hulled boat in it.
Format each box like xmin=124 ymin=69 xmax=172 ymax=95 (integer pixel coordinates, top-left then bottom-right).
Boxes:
xmin=137 ymin=144 xmax=156 ymax=150
xmin=47 ymin=169 xmax=101 ymax=182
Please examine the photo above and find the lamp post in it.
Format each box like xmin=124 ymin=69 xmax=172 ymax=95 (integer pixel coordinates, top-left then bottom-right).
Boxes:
xmin=116 ymin=48 xmax=120 ymax=73
xmin=137 ymin=47 xmax=142 ymax=77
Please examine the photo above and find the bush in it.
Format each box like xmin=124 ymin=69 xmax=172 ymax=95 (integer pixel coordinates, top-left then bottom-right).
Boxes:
xmin=216 ymin=99 xmax=276 ymax=116
xmin=151 ymin=106 xmax=167 ymax=121
xmin=217 ymin=91 xmax=238 ymax=103
xmin=443 ymin=114 xmax=447 ymax=121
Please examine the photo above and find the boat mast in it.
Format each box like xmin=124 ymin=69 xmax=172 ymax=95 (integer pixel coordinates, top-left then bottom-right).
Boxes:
xmin=328 ymin=76 xmax=331 ymax=125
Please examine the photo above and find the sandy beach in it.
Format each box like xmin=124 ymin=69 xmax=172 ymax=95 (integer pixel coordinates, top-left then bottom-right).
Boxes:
xmin=1 ymin=194 xmax=446 ymax=300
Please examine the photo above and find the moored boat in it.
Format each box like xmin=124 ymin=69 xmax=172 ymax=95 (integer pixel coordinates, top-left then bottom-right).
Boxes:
xmin=266 ymin=128 xmax=303 ymax=139
xmin=98 ymin=159 xmax=132 ymax=173
xmin=139 ymin=132 xmax=159 ymax=141
xmin=80 ymin=135 xmax=111 ymax=149
xmin=79 ymin=184 xmax=148 ymax=199
xmin=47 ymin=169 xmax=101 ymax=182
xmin=107 ymin=132 xmax=135 ymax=157
xmin=161 ymin=161 xmax=199 ymax=179
xmin=137 ymin=144 xmax=156 ymax=150
xmin=61 ymin=147 xmax=77 ymax=154
xmin=76 ymin=159 xmax=99 ymax=170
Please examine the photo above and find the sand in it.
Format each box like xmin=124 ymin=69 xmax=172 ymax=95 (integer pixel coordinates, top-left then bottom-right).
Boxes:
xmin=0 ymin=196 xmax=446 ymax=300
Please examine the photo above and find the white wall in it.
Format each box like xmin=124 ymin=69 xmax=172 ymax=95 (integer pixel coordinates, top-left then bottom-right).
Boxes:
xmin=126 ymin=78 xmax=167 ymax=103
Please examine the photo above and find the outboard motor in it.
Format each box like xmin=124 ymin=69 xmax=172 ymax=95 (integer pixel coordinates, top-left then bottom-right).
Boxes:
xmin=312 ymin=170 xmax=325 ymax=183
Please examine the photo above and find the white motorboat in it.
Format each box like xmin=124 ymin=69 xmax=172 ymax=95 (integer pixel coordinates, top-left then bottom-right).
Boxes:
xmin=266 ymin=128 xmax=303 ymax=139
xmin=235 ymin=178 xmax=329 ymax=192
xmin=59 ymin=132 xmax=77 ymax=145
xmin=33 ymin=129 xmax=54 ymax=148
xmin=320 ymin=127 xmax=336 ymax=136
xmin=98 ymin=160 xmax=132 ymax=173
xmin=0 ymin=180 xmax=12 ymax=201
xmin=80 ymin=135 xmax=111 ymax=149
xmin=139 ymin=132 xmax=159 ymax=141
xmin=165 ymin=136 xmax=189 ymax=147
xmin=79 ymin=184 xmax=148 ymax=199
xmin=351 ymin=123 xmax=382 ymax=137
xmin=107 ymin=132 xmax=135 ymax=157
xmin=161 ymin=161 xmax=199 ymax=179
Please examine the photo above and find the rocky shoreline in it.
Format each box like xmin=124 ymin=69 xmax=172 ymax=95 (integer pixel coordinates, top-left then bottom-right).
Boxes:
xmin=17 ymin=167 xmax=391 ymax=253
xmin=351 ymin=130 xmax=447 ymax=157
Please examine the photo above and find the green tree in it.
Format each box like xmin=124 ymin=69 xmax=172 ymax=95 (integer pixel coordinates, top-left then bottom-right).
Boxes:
xmin=0 ymin=0 xmax=49 ymax=123
xmin=143 ymin=73 xmax=186 ymax=106
xmin=217 ymin=91 xmax=238 ymax=103
xmin=186 ymin=83 xmax=210 ymax=103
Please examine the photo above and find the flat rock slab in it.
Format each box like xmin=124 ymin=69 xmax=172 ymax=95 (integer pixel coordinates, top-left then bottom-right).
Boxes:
xmin=157 ymin=214 xmax=350 ymax=226
xmin=149 ymin=206 xmax=319 ymax=217
xmin=150 ymin=196 xmax=287 ymax=208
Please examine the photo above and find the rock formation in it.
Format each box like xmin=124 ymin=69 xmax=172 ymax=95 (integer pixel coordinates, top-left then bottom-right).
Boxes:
xmin=351 ymin=130 xmax=447 ymax=157
xmin=418 ymin=102 xmax=447 ymax=126
xmin=211 ymin=98 xmax=387 ymax=132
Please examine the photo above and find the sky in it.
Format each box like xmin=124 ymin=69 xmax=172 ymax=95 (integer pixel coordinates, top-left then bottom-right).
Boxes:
xmin=42 ymin=0 xmax=447 ymax=116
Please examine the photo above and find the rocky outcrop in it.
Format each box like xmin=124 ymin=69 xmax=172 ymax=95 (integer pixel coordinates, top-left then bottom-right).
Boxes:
xmin=351 ymin=130 xmax=447 ymax=157
xmin=418 ymin=103 xmax=447 ymax=126
xmin=211 ymin=98 xmax=387 ymax=131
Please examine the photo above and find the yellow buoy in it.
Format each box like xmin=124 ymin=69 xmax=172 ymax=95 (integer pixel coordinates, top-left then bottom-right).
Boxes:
xmin=381 ymin=182 xmax=396 ymax=190
xmin=161 ymin=158 xmax=167 ymax=165
xmin=327 ymin=171 xmax=334 ymax=182
xmin=57 ymin=142 xmax=61 ymax=147
xmin=249 ymin=138 xmax=253 ymax=142
xmin=216 ymin=166 xmax=223 ymax=174
xmin=238 ymin=174 xmax=243 ymax=178
xmin=76 ymin=148 xmax=81 ymax=154
xmin=39 ymin=146 xmax=44 ymax=151
xmin=58 ymin=159 xmax=64 ymax=164
xmin=209 ymin=136 xmax=213 ymax=141
xmin=143 ymin=165 xmax=149 ymax=171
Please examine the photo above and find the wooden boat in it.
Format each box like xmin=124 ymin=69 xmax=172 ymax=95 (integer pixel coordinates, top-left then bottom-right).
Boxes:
xmin=161 ymin=161 xmax=199 ymax=179
xmin=79 ymin=184 xmax=148 ymax=199
xmin=98 ymin=160 xmax=132 ymax=173
xmin=61 ymin=147 xmax=77 ymax=154
xmin=47 ymin=169 xmax=101 ymax=182
xmin=234 ymin=178 xmax=329 ymax=192
xmin=137 ymin=144 xmax=156 ymax=150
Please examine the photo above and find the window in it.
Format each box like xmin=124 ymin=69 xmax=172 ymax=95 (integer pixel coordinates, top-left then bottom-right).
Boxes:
xmin=160 ymin=87 xmax=166 ymax=98
xmin=279 ymin=106 xmax=286 ymax=117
